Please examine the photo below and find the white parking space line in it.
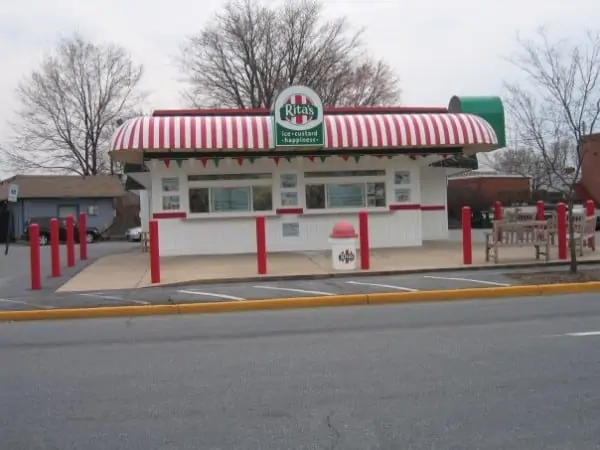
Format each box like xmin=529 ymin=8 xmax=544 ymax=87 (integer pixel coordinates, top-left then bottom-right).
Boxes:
xmin=177 ymin=290 xmax=245 ymax=301
xmin=422 ymin=276 xmax=510 ymax=286
xmin=0 ymin=298 xmax=54 ymax=309
xmin=252 ymin=286 xmax=335 ymax=296
xmin=345 ymin=281 xmax=419 ymax=292
xmin=78 ymin=293 xmax=150 ymax=305
xmin=563 ymin=331 xmax=600 ymax=337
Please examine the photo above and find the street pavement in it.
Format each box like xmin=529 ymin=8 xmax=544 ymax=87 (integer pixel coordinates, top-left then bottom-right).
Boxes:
xmin=2 ymin=293 xmax=600 ymax=449
xmin=1 ymin=263 xmax=599 ymax=310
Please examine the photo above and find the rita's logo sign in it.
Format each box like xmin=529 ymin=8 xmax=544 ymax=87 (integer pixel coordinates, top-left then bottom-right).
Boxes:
xmin=273 ymin=86 xmax=325 ymax=147
xmin=338 ymin=249 xmax=355 ymax=264
xmin=279 ymin=96 xmax=319 ymax=125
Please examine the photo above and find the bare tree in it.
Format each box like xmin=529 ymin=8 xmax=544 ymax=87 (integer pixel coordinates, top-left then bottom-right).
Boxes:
xmin=486 ymin=142 xmax=575 ymax=193
xmin=179 ymin=0 xmax=401 ymax=108
xmin=1 ymin=33 xmax=145 ymax=176
xmin=504 ymin=29 xmax=600 ymax=272
xmin=486 ymin=147 xmax=544 ymax=190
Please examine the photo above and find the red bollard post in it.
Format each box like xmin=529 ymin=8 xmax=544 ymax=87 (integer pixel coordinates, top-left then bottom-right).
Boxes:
xmin=462 ymin=206 xmax=472 ymax=265
xmin=50 ymin=218 xmax=61 ymax=277
xmin=79 ymin=212 xmax=88 ymax=261
xmin=66 ymin=215 xmax=75 ymax=267
xmin=557 ymin=202 xmax=567 ymax=260
xmin=586 ymin=199 xmax=596 ymax=249
xmin=358 ymin=210 xmax=370 ymax=270
xmin=494 ymin=201 xmax=502 ymax=221
xmin=536 ymin=200 xmax=545 ymax=221
xmin=494 ymin=201 xmax=503 ymax=240
xmin=256 ymin=216 xmax=267 ymax=275
xmin=149 ymin=219 xmax=161 ymax=283
xmin=29 ymin=223 xmax=41 ymax=290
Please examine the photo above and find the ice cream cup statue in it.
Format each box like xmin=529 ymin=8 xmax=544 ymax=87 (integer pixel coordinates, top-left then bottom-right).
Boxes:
xmin=329 ymin=222 xmax=358 ymax=271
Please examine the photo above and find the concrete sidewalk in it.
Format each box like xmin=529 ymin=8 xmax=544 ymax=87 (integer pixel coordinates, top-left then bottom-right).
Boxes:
xmin=56 ymin=238 xmax=600 ymax=292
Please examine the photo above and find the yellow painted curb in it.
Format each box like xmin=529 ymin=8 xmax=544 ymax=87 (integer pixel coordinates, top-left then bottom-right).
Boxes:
xmin=1 ymin=304 xmax=181 ymax=322
xmin=367 ymin=282 xmax=600 ymax=304
xmin=2 ymin=283 xmax=600 ymax=322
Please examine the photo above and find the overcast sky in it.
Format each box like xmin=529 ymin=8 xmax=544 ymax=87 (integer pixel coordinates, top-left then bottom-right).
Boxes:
xmin=1 ymin=0 xmax=598 ymax=179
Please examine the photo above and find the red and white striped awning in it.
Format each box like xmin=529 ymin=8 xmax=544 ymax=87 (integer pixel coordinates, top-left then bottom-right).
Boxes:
xmin=110 ymin=113 xmax=498 ymax=152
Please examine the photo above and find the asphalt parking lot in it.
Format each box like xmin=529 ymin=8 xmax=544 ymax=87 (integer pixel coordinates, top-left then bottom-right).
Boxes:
xmin=2 ymin=264 xmax=596 ymax=311
xmin=0 ymin=241 xmax=138 ymax=300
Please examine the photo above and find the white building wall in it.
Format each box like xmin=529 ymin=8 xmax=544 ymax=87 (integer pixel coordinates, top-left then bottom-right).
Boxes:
xmin=147 ymin=156 xmax=447 ymax=256
xmin=419 ymin=167 xmax=449 ymax=240
xmin=139 ymin=190 xmax=150 ymax=232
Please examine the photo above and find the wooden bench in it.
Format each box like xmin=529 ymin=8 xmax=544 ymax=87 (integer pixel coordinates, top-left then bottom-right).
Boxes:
xmin=504 ymin=210 xmax=537 ymax=222
xmin=569 ymin=215 xmax=596 ymax=256
xmin=547 ymin=212 xmax=596 ymax=255
xmin=485 ymin=220 xmax=550 ymax=263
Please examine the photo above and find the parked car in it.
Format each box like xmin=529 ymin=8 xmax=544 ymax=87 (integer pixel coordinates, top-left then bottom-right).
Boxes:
xmin=23 ymin=217 xmax=103 ymax=246
xmin=125 ymin=226 xmax=142 ymax=242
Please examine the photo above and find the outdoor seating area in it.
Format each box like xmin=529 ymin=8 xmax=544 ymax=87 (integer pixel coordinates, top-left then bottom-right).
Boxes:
xmin=485 ymin=219 xmax=550 ymax=263
xmin=56 ymin=236 xmax=600 ymax=292
xmin=483 ymin=201 xmax=597 ymax=264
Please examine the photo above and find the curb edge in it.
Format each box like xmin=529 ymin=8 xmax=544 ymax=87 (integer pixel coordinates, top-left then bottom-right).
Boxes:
xmin=4 ymin=282 xmax=600 ymax=322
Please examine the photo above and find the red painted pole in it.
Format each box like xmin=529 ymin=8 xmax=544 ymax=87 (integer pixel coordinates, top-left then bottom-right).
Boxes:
xmin=462 ymin=206 xmax=472 ymax=265
xmin=79 ymin=213 xmax=88 ymax=261
xmin=149 ymin=219 xmax=161 ymax=283
xmin=557 ymin=202 xmax=567 ymax=260
xmin=29 ymin=223 xmax=41 ymax=290
xmin=50 ymin=218 xmax=60 ymax=277
xmin=256 ymin=216 xmax=267 ymax=275
xmin=494 ymin=201 xmax=502 ymax=221
xmin=494 ymin=201 xmax=503 ymax=241
xmin=358 ymin=210 xmax=370 ymax=270
xmin=536 ymin=200 xmax=545 ymax=221
xmin=66 ymin=215 xmax=75 ymax=267
xmin=586 ymin=199 xmax=595 ymax=249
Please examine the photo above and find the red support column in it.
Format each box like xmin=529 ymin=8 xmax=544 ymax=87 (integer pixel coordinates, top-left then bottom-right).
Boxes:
xmin=66 ymin=215 xmax=75 ymax=267
xmin=557 ymin=202 xmax=567 ymax=260
xmin=462 ymin=206 xmax=472 ymax=265
xmin=149 ymin=219 xmax=161 ymax=284
xmin=50 ymin=218 xmax=61 ymax=277
xmin=536 ymin=200 xmax=545 ymax=221
xmin=358 ymin=210 xmax=370 ymax=270
xmin=586 ymin=199 xmax=596 ymax=249
xmin=79 ymin=213 xmax=88 ymax=261
xmin=494 ymin=201 xmax=502 ymax=221
xmin=494 ymin=201 xmax=503 ymax=240
xmin=256 ymin=216 xmax=267 ymax=275
xmin=29 ymin=223 xmax=41 ymax=290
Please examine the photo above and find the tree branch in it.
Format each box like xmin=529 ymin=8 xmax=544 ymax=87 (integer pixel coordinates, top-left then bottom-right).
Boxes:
xmin=1 ymin=33 xmax=146 ymax=175
xmin=179 ymin=0 xmax=401 ymax=108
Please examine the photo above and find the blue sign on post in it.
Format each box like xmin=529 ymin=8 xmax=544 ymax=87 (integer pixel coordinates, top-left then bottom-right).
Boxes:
xmin=8 ymin=184 xmax=18 ymax=203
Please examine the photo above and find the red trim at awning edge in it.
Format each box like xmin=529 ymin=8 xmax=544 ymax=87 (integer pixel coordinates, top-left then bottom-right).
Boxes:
xmin=276 ymin=208 xmax=304 ymax=214
xmin=152 ymin=106 xmax=448 ymax=117
xmin=389 ymin=204 xmax=446 ymax=211
xmin=153 ymin=212 xmax=187 ymax=219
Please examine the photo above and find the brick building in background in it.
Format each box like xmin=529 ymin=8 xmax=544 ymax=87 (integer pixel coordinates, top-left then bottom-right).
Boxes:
xmin=577 ymin=133 xmax=600 ymax=205
xmin=447 ymin=170 xmax=531 ymax=221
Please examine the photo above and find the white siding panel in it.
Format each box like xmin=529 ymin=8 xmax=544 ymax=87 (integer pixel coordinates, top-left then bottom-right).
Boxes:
xmin=149 ymin=156 xmax=429 ymax=255
xmin=420 ymin=167 xmax=448 ymax=240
